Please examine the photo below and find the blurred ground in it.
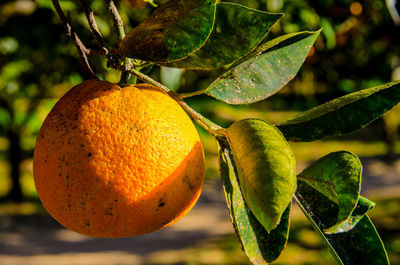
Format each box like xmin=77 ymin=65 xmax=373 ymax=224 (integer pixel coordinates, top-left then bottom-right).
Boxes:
xmin=1 ymin=155 xmax=400 ymax=265
xmin=0 ymin=179 xmax=233 ymax=265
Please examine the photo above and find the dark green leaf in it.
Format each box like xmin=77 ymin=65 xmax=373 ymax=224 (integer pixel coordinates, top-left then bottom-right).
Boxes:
xmin=298 ymin=151 xmax=362 ymax=230
xmin=295 ymin=182 xmax=389 ymax=265
xmin=326 ymin=215 xmax=389 ymax=265
xmin=218 ymin=138 xmax=290 ymax=264
xmin=120 ymin=0 xmax=216 ymax=62
xmin=226 ymin=119 xmax=296 ymax=232
xmin=296 ymin=178 xmax=374 ymax=232
xmin=277 ymin=81 xmax=400 ymax=142
xmin=204 ymin=30 xmax=321 ymax=104
xmin=164 ymin=3 xmax=282 ymax=69
xmin=325 ymin=196 xmax=375 ymax=234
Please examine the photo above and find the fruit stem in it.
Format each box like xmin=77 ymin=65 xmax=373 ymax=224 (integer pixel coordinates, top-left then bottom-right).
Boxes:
xmin=119 ymin=67 xmax=132 ymax=85
xmin=128 ymin=67 xmax=224 ymax=135
xmin=51 ymin=0 xmax=97 ymax=79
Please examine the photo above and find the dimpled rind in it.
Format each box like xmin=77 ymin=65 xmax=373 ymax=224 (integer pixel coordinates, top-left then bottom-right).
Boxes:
xmin=33 ymin=79 xmax=205 ymax=237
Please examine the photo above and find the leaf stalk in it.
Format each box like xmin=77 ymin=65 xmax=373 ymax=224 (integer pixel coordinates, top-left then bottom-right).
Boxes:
xmin=178 ymin=90 xmax=205 ymax=98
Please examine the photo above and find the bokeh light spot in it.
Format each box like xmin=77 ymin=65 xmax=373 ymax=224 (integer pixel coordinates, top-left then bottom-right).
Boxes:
xmin=350 ymin=2 xmax=363 ymax=16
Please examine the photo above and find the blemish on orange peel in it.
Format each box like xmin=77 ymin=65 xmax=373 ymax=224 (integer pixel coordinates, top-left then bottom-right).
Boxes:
xmin=33 ymin=79 xmax=205 ymax=238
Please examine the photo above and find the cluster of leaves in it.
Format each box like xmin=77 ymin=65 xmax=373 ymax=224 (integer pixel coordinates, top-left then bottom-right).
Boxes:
xmin=169 ymin=0 xmax=400 ymax=117
xmin=116 ymin=1 xmax=400 ymax=264
xmin=265 ymin=0 xmax=400 ymax=113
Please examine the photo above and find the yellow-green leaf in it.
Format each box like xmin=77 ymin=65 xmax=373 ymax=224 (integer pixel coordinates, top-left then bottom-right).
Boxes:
xmin=218 ymin=138 xmax=290 ymax=264
xmin=226 ymin=119 xmax=296 ymax=232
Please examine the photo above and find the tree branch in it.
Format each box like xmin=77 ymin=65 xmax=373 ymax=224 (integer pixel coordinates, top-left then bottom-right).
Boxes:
xmin=105 ymin=0 xmax=126 ymax=41
xmin=105 ymin=0 xmax=132 ymax=85
xmin=51 ymin=0 xmax=97 ymax=79
xmin=79 ymin=0 xmax=110 ymax=55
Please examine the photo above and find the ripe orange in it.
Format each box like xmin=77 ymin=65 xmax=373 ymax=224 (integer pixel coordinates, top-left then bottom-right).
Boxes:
xmin=33 ymin=79 xmax=205 ymax=238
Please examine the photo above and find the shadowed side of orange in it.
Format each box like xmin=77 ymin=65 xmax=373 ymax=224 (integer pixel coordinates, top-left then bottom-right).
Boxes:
xmin=33 ymin=79 xmax=205 ymax=237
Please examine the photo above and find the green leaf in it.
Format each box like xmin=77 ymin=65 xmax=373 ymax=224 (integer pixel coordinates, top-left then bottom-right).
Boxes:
xmin=326 ymin=215 xmax=389 ymax=265
xmin=298 ymin=151 xmax=362 ymax=230
xmin=295 ymin=182 xmax=389 ymax=265
xmin=120 ymin=0 xmax=217 ymax=62
xmin=296 ymin=179 xmax=373 ymax=233
xmin=218 ymin=138 xmax=290 ymax=264
xmin=164 ymin=3 xmax=282 ymax=69
xmin=277 ymin=81 xmax=400 ymax=142
xmin=226 ymin=119 xmax=296 ymax=232
xmin=204 ymin=30 xmax=321 ymax=104
xmin=160 ymin=66 xmax=183 ymax=91
xmin=325 ymin=196 xmax=375 ymax=234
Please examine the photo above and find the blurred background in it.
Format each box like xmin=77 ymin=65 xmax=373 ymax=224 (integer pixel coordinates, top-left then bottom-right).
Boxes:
xmin=1 ymin=0 xmax=400 ymax=264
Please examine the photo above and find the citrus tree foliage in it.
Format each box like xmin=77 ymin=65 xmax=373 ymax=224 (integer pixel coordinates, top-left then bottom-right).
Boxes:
xmin=0 ymin=4 xmax=86 ymax=201
xmin=18 ymin=0 xmax=399 ymax=264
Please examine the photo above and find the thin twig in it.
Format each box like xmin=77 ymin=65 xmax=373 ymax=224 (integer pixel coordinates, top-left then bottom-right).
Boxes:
xmin=106 ymin=0 xmax=126 ymax=41
xmin=86 ymin=48 xmax=107 ymax=55
xmin=51 ymin=0 xmax=97 ymax=79
xmin=178 ymin=90 xmax=205 ymax=98
xmin=128 ymin=67 xmax=224 ymax=134
xmin=79 ymin=0 xmax=110 ymax=54
xmin=105 ymin=0 xmax=133 ymax=85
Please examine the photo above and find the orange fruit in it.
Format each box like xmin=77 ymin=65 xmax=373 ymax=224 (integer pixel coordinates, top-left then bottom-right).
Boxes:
xmin=33 ymin=79 xmax=205 ymax=238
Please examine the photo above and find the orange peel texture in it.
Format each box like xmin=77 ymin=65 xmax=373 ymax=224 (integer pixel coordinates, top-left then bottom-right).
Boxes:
xmin=33 ymin=80 xmax=205 ymax=238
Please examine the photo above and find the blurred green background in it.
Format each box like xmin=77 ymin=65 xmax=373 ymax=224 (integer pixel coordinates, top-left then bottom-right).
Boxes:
xmin=1 ymin=0 xmax=400 ymax=264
